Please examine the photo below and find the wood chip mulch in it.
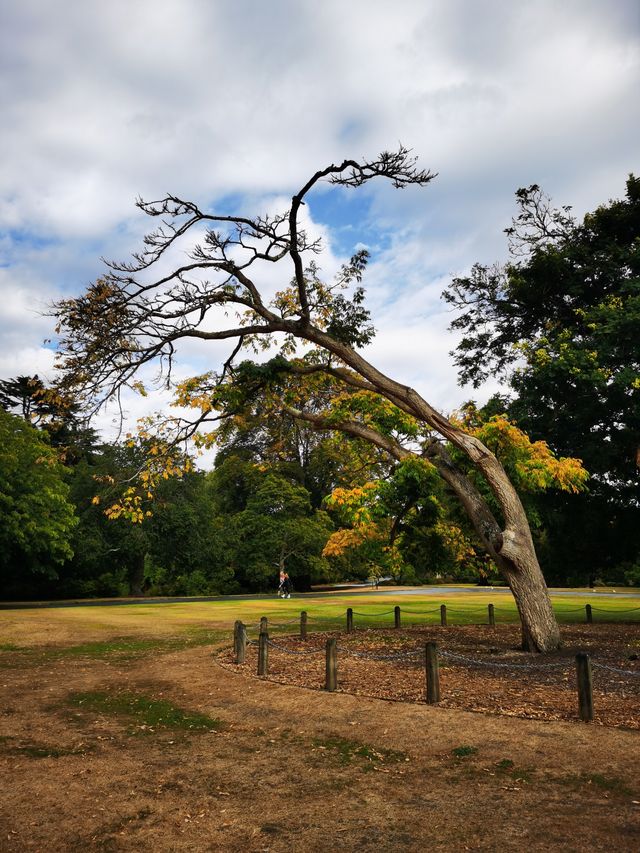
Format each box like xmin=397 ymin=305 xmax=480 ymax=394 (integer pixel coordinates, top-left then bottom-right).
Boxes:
xmin=218 ymin=623 xmax=640 ymax=729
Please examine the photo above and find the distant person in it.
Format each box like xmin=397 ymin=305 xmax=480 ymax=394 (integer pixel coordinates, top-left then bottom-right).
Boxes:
xmin=281 ymin=572 xmax=292 ymax=599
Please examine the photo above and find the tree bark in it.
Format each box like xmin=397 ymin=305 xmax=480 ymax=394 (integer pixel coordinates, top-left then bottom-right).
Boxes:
xmin=496 ymin=551 xmax=561 ymax=652
xmin=128 ymin=551 xmax=146 ymax=598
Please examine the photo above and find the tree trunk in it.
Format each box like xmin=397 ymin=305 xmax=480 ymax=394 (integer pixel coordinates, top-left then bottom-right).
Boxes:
xmin=426 ymin=437 xmax=561 ymax=652
xmin=128 ymin=551 xmax=146 ymax=598
xmin=462 ymin=440 xmax=561 ymax=652
xmin=287 ymin=381 xmax=562 ymax=652
xmin=495 ymin=551 xmax=560 ymax=652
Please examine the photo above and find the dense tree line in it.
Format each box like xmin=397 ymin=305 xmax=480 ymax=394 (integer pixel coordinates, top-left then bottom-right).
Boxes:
xmin=0 ymin=372 xmax=533 ymax=599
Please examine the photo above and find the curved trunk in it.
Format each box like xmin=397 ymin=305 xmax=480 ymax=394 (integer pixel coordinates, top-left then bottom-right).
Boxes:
xmin=459 ymin=438 xmax=561 ymax=651
xmin=282 ymin=327 xmax=563 ymax=652
xmin=425 ymin=441 xmax=561 ymax=652
xmin=496 ymin=550 xmax=561 ymax=652
xmin=287 ymin=400 xmax=562 ymax=653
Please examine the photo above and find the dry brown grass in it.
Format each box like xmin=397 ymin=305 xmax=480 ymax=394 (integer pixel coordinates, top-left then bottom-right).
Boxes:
xmin=0 ymin=604 xmax=639 ymax=851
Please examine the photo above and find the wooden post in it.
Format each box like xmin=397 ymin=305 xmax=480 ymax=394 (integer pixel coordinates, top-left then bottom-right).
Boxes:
xmin=346 ymin=608 xmax=354 ymax=633
xmin=425 ymin=642 xmax=440 ymax=704
xmin=233 ymin=620 xmax=240 ymax=660
xmin=234 ymin=621 xmax=247 ymax=664
xmin=258 ymin=631 xmax=269 ymax=676
xmin=300 ymin=610 xmax=308 ymax=640
xmin=585 ymin=604 xmax=593 ymax=624
xmin=488 ymin=604 xmax=495 ymax=626
xmin=394 ymin=606 xmax=401 ymax=629
xmin=237 ymin=622 xmax=247 ymax=663
xmin=260 ymin=616 xmax=268 ymax=635
xmin=575 ymin=652 xmax=594 ymax=722
xmin=325 ymin=638 xmax=338 ymax=692
xmin=440 ymin=604 xmax=447 ymax=627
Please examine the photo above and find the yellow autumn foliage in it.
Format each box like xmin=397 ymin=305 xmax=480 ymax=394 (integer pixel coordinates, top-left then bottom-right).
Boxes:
xmin=455 ymin=412 xmax=589 ymax=494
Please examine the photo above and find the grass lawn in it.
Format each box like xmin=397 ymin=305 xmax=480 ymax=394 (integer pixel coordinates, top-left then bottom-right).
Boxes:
xmin=1 ymin=586 xmax=639 ymax=652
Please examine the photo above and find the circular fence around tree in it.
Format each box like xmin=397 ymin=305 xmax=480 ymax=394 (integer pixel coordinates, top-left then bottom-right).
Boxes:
xmin=219 ymin=603 xmax=640 ymax=729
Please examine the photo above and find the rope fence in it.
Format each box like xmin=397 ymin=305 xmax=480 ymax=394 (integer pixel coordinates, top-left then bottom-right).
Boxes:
xmin=591 ymin=606 xmax=640 ymax=613
xmin=438 ymin=649 xmax=568 ymax=671
xmin=306 ymin=601 xmax=640 ymax=629
xmin=230 ymin=603 xmax=639 ymax=724
xmin=239 ymin=600 xmax=640 ymax=645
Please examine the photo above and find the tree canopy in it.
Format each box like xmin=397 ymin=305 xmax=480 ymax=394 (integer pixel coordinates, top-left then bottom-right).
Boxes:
xmin=445 ymin=177 xmax=640 ymax=583
xmin=0 ymin=408 xmax=77 ymax=590
xmin=50 ymin=147 xmax=592 ymax=651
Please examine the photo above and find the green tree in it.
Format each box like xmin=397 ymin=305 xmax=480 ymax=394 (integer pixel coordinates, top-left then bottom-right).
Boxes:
xmin=444 ymin=178 xmax=640 ymax=582
xmin=0 ymin=409 xmax=78 ymax=594
xmin=0 ymin=376 xmax=48 ymax=422
xmin=210 ymin=457 xmax=333 ymax=591
xmin=63 ymin=442 xmax=230 ymax=598
xmin=212 ymin=365 xmax=393 ymax=508
xmin=144 ymin=471 xmax=233 ymax=595
xmin=0 ymin=374 xmax=98 ymax=464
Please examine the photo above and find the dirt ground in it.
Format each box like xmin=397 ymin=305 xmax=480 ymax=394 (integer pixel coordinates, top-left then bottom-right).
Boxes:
xmin=1 ymin=625 xmax=639 ymax=852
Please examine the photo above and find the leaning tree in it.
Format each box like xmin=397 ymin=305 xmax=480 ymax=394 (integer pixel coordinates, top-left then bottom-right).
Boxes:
xmin=55 ymin=147 xmax=581 ymax=651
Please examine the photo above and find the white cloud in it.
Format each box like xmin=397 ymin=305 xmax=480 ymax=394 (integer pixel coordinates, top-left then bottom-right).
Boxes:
xmin=0 ymin=0 xmax=638 ymax=447
xmin=0 ymin=343 xmax=55 ymax=380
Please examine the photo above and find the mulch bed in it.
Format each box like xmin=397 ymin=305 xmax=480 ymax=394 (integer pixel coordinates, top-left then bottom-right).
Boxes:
xmin=219 ymin=623 xmax=640 ymax=729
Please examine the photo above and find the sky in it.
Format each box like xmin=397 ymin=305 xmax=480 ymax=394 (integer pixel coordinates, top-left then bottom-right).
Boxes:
xmin=1 ymin=0 xmax=639 ymax=448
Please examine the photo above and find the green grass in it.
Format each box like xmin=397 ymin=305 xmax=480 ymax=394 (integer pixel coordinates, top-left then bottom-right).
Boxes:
xmin=495 ymin=760 xmax=535 ymax=783
xmin=0 ymin=735 xmax=93 ymax=759
xmin=14 ymin=744 xmax=90 ymax=759
xmin=559 ymin=772 xmax=634 ymax=797
xmin=1 ymin=586 xmax=638 ymax=657
xmin=66 ymin=690 xmax=223 ymax=733
xmin=452 ymin=745 xmax=478 ymax=758
xmin=53 ymin=631 xmax=219 ymax=659
xmin=0 ymin=629 xmax=225 ymax=668
xmin=310 ymin=734 xmax=407 ymax=766
xmin=288 ymin=589 xmax=640 ymax=629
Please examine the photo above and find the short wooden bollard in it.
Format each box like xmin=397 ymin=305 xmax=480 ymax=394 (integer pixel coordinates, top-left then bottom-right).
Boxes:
xmin=346 ymin=608 xmax=354 ymax=633
xmin=258 ymin=631 xmax=269 ymax=676
xmin=440 ymin=604 xmax=447 ymax=627
xmin=260 ymin=616 xmax=268 ymax=635
xmin=300 ymin=610 xmax=308 ymax=640
xmin=585 ymin=604 xmax=593 ymax=624
xmin=394 ymin=606 xmax=401 ymax=629
xmin=233 ymin=620 xmax=240 ymax=660
xmin=425 ymin=642 xmax=440 ymax=704
xmin=575 ymin=652 xmax=594 ymax=722
xmin=488 ymin=604 xmax=495 ymax=626
xmin=325 ymin=638 xmax=338 ymax=692
xmin=234 ymin=621 xmax=247 ymax=664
